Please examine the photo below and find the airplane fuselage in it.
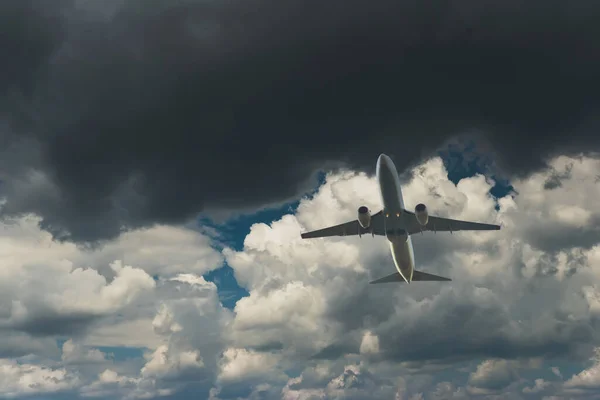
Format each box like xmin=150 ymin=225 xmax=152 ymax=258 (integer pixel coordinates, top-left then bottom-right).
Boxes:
xmin=376 ymin=154 xmax=415 ymax=283
xmin=300 ymin=153 xmax=500 ymax=283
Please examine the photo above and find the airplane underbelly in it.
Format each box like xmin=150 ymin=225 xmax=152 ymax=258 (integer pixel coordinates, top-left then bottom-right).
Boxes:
xmin=390 ymin=238 xmax=414 ymax=280
xmin=378 ymin=160 xmax=404 ymax=211
xmin=380 ymin=181 xmax=402 ymax=214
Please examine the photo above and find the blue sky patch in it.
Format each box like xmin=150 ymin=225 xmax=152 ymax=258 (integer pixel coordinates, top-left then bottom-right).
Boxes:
xmin=201 ymin=172 xmax=328 ymax=310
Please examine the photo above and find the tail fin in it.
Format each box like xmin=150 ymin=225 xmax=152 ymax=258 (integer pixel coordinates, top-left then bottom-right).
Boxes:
xmin=369 ymin=270 xmax=451 ymax=284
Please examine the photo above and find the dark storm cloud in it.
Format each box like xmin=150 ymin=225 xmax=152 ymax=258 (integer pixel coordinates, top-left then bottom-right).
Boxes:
xmin=2 ymin=0 xmax=600 ymax=242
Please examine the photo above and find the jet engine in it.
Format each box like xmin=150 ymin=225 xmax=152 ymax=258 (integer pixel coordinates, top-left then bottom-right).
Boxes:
xmin=357 ymin=206 xmax=371 ymax=228
xmin=415 ymin=203 xmax=429 ymax=226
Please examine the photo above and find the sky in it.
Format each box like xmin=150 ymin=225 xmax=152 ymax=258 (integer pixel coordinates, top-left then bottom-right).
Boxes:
xmin=2 ymin=1 xmax=600 ymax=399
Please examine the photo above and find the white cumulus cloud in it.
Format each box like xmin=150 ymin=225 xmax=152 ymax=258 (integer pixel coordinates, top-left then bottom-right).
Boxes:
xmin=4 ymin=154 xmax=600 ymax=399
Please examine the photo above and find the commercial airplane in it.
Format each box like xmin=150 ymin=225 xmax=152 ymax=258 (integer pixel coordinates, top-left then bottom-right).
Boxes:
xmin=300 ymin=154 xmax=501 ymax=284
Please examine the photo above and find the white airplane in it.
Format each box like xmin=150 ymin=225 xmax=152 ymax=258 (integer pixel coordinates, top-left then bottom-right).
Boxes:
xmin=300 ymin=154 xmax=501 ymax=284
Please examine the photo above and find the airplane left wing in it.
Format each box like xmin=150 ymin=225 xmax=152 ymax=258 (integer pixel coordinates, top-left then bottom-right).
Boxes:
xmin=301 ymin=210 xmax=386 ymax=239
xmin=403 ymin=210 xmax=500 ymax=235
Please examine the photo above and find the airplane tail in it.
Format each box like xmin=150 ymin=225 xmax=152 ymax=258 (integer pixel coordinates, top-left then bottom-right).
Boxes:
xmin=369 ymin=270 xmax=451 ymax=284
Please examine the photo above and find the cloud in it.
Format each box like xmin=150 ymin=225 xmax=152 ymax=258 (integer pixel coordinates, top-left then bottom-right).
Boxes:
xmin=224 ymin=155 xmax=600 ymax=369
xmin=0 ymin=211 xmax=223 ymax=342
xmin=466 ymin=359 xmax=529 ymax=395
xmin=216 ymin=154 xmax=600 ymax=398
xmin=81 ymin=274 xmax=232 ymax=399
xmin=6 ymin=153 xmax=600 ymax=398
xmin=428 ymin=382 xmax=469 ymax=400
xmin=552 ymin=367 xmax=563 ymax=379
xmin=61 ymin=339 xmax=107 ymax=365
xmin=523 ymin=379 xmax=552 ymax=394
xmin=563 ymin=348 xmax=600 ymax=395
xmin=358 ymin=331 xmax=380 ymax=355
xmin=0 ymin=358 xmax=79 ymax=398
xmin=218 ymin=348 xmax=280 ymax=383
xmin=72 ymin=153 xmax=600 ymax=399
xmin=509 ymin=347 xmax=600 ymax=399
xmin=505 ymin=156 xmax=600 ymax=252
xmin=2 ymin=1 xmax=600 ymax=242
xmin=0 ymin=195 xmax=233 ymax=398
xmin=140 ymin=345 xmax=204 ymax=381
xmin=82 ymin=226 xmax=225 ymax=277
xmin=80 ymin=369 xmax=143 ymax=399
xmin=0 ymin=258 xmax=155 ymax=337
xmin=84 ymin=318 xmax=165 ymax=350
xmin=280 ymin=363 xmax=399 ymax=400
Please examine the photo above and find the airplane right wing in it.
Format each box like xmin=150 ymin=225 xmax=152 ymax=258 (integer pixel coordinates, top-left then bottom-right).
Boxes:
xmin=301 ymin=210 xmax=386 ymax=239
xmin=403 ymin=209 xmax=501 ymax=235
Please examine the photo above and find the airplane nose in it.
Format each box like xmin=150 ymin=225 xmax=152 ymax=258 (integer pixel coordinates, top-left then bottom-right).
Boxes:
xmin=377 ymin=153 xmax=390 ymax=167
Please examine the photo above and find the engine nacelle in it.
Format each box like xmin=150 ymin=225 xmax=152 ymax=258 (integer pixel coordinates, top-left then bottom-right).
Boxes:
xmin=357 ymin=206 xmax=371 ymax=228
xmin=415 ymin=203 xmax=429 ymax=226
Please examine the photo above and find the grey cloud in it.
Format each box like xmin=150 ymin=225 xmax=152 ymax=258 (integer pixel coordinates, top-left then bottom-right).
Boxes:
xmin=0 ymin=333 xmax=60 ymax=359
xmin=322 ymin=273 xmax=397 ymax=330
xmin=543 ymin=163 xmax=574 ymax=190
xmin=509 ymin=247 xmax=590 ymax=281
xmin=251 ymin=341 xmax=284 ymax=352
xmin=7 ymin=311 xmax=99 ymax=337
xmin=467 ymin=361 xmax=519 ymax=392
xmin=219 ymin=155 xmax=600 ymax=400
xmin=311 ymin=281 xmax=599 ymax=364
xmin=1 ymin=0 xmax=600 ymax=242
xmin=212 ymin=385 xmax=251 ymax=400
xmin=522 ymin=217 xmax=600 ymax=253
xmin=0 ymin=1 xmax=70 ymax=102
xmin=377 ymin=287 xmax=597 ymax=363
xmin=76 ymin=276 xmax=231 ymax=399
xmin=294 ymin=364 xmax=397 ymax=400
xmin=312 ymin=342 xmax=358 ymax=361
xmin=429 ymin=382 xmax=470 ymax=400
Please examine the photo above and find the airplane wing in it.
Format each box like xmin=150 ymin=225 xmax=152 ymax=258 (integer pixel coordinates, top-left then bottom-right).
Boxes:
xmin=403 ymin=209 xmax=501 ymax=235
xmin=301 ymin=210 xmax=386 ymax=239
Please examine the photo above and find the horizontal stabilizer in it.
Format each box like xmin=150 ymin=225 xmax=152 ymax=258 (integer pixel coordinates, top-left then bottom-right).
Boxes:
xmin=369 ymin=272 xmax=405 ymax=284
xmin=369 ymin=270 xmax=451 ymax=284
xmin=413 ymin=270 xmax=451 ymax=281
